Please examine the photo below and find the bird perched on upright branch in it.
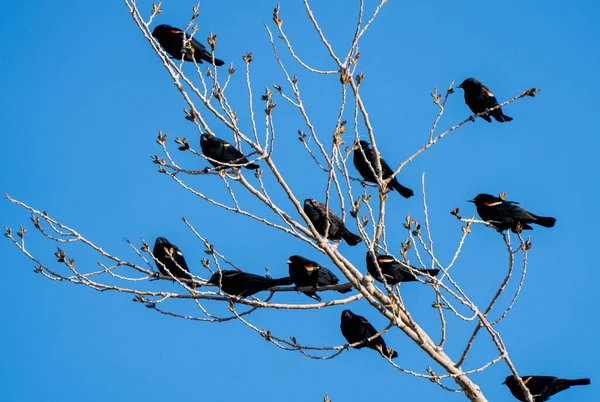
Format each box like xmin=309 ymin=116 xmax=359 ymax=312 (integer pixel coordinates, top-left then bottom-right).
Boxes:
xmin=469 ymin=193 xmax=556 ymax=232
xmin=153 ymin=237 xmax=193 ymax=282
xmin=457 ymin=78 xmax=512 ymax=123
xmin=503 ymin=375 xmax=590 ymax=401
xmin=303 ymin=199 xmax=362 ymax=246
xmin=207 ymin=270 xmax=292 ymax=298
xmin=286 ymin=255 xmax=352 ymax=301
xmin=200 ymin=133 xmax=259 ymax=170
xmin=353 ymin=140 xmax=414 ymax=198
xmin=152 ymin=24 xmax=225 ymax=66
xmin=366 ymin=251 xmax=439 ymax=285
xmin=340 ymin=310 xmax=398 ymax=359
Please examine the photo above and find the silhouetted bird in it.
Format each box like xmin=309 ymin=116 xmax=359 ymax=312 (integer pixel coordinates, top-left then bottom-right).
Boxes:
xmin=303 ymin=199 xmax=362 ymax=246
xmin=366 ymin=251 xmax=439 ymax=285
xmin=504 ymin=375 xmax=590 ymax=402
xmin=353 ymin=140 xmax=413 ymax=198
xmin=207 ymin=270 xmax=292 ymax=298
xmin=340 ymin=310 xmax=397 ymax=359
xmin=286 ymin=255 xmax=351 ymax=301
xmin=153 ymin=237 xmax=193 ymax=282
xmin=200 ymin=133 xmax=259 ymax=170
xmin=469 ymin=194 xmax=556 ymax=232
xmin=457 ymin=78 xmax=512 ymax=123
xmin=152 ymin=24 xmax=225 ymax=66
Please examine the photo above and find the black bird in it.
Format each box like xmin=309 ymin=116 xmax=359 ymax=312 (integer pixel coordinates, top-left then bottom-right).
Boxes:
xmin=340 ymin=310 xmax=398 ymax=359
xmin=303 ymin=199 xmax=362 ymax=246
xmin=152 ymin=24 xmax=225 ymax=66
xmin=200 ymin=133 xmax=259 ymax=170
xmin=286 ymin=255 xmax=352 ymax=301
xmin=504 ymin=375 xmax=590 ymax=402
xmin=469 ymin=193 xmax=556 ymax=232
xmin=457 ymin=78 xmax=512 ymax=123
xmin=153 ymin=237 xmax=193 ymax=282
xmin=207 ymin=270 xmax=292 ymax=298
xmin=366 ymin=251 xmax=439 ymax=285
xmin=353 ymin=140 xmax=414 ymax=199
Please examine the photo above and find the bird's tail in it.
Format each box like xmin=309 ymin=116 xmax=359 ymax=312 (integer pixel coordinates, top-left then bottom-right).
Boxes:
xmin=531 ymin=214 xmax=556 ymax=228
xmin=419 ymin=268 xmax=440 ymax=277
xmin=342 ymin=230 xmax=362 ymax=246
xmin=562 ymin=378 xmax=591 ymax=387
xmin=391 ymin=179 xmax=414 ymax=199
xmin=384 ymin=347 xmax=398 ymax=359
xmin=493 ymin=113 xmax=513 ymax=122
xmin=337 ymin=286 xmax=352 ymax=294
xmin=303 ymin=291 xmax=322 ymax=302
xmin=271 ymin=277 xmax=294 ymax=287
xmin=201 ymin=53 xmax=225 ymax=66
xmin=245 ymin=162 xmax=260 ymax=170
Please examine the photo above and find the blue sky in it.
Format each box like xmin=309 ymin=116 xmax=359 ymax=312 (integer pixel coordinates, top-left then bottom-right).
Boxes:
xmin=1 ymin=1 xmax=598 ymax=401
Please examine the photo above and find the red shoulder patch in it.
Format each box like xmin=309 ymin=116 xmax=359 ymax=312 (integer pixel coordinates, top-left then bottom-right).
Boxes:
xmin=482 ymin=86 xmax=494 ymax=97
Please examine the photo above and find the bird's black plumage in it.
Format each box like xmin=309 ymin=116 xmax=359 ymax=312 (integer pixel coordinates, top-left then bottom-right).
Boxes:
xmin=457 ymin=78 xmax=512 ymax=123
xmin=340 ymin=310 xmax=398 ymax=359
xmin=366 ymin=251 xmax=439 ymax=285
xmin=152 ymin=24 xmax=225 ymax=66
xmin=286 ymin=255 xmax=351 ymax=301
xmin=469 ymin=193 xmax=556 ymax=232
xmin=303 ymin=199 xmax=362 ymax=246
xmin=153 ymin=237 xmax=193 ymax=282
xmin=353 ymin=140 xmax=413 ymax=198
xmin=207 ymin=270 xmax=292 ymax=298
xmin=200 ymin=133 xmax=259 ymax=170
xmin=504 ymin=375 xmax=590 ymax=402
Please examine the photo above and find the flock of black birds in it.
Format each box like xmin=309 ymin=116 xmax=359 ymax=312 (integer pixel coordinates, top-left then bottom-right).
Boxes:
xmin=150 ymin=23 xmax=588 ymax=401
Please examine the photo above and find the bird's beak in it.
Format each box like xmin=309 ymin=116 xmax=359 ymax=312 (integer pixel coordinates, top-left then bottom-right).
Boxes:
xmin=285 ymin=259 xmax=291 ymax=264
xmin=501 ymin=380 xmax=506 ymax=385
xmin=468 ymin=199 xmax=475 ymax=203
xmin=457 ymin=84 xmax=463 ymax=89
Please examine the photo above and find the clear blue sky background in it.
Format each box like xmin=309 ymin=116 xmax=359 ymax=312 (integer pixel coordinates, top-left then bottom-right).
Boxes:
xmin=1 ymin=1 xmax=598 ymax=401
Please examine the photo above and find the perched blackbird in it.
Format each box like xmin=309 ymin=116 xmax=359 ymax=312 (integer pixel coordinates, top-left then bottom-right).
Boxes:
xmin=207 ymin=270 xmax=292 ymax=298
xmin=303 ymin=199 xmax=362 ymax=246
xmin=353 ymin=140 xmax=414 ymax=199
xmin=366 ymin=251 xmax=439 ymax=285
xmin=340 ymin=310 xmax=398 ymax=359
xmin=152 ymin=24 xmax=225 ymax=66
xmin=504 ymin=375 xmax=590 ymax=402
xmin=457 ymin=78 xmax=512 ymax=123
xmin=153 ymin=237 xmax=193 ymax=282
xmin=200 ymin=133 xmax=259 ymax=170
xmin=469 ymin=194 xmax=556 ymax=232
xmin=286 ymin=255 xmax=352 ymax=301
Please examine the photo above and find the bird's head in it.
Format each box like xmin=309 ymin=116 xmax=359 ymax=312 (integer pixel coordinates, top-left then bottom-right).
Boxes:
xmin=457 ymin=78 xmax=481 ymax=91
xmin=468 ymin=193 xmax=500 ymax=206
xmin=341 ymin=310 xmax=354 ymax=320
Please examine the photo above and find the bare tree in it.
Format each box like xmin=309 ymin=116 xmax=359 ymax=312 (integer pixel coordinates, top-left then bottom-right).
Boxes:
xmin=4 ymin=2 xmax=545 ymax=401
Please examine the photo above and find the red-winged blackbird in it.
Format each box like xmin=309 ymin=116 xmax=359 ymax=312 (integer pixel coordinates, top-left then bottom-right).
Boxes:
xmin=457 ymin=78 xmax=512 ymax=123
xmin=353 ymin=140 xmax=414 ymax=199
xmin=469 ymin=193 xmax=556 ymax=232
xmin=207 ymin=270 xmax=292 ymax=298
xmin=153 ymin=237 xmax=193 ymax=281
xmin=504 ymin=375 xmax=590 ymax=402
xmin=366 ymin=251 xmax=439 ymax=285
xmin=152 ymin=24 xmax=225 ymax=66
xmin=340 ymin=310 xmax=398 ymax=359
xmin=200 ymin=133 xmax=259 ymax=170
xmin=303 ymin=199 xmax=362 ymax=246
xmin=286 ymin=255 xmax=352 ymax=302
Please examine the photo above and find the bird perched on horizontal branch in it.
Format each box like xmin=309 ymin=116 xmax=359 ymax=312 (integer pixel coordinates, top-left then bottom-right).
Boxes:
xmin=503 ymin=375 xmax=590 ymax=402
xmin=340 ymin=310 xmax=397 ymax=359
xmin=286 ymin=255 xmax=351 ymax=301
xmin=366 ymin=251 xmax=439 ymax=285
xmin=457 ymin=78 xmax=512 ymax=123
